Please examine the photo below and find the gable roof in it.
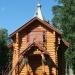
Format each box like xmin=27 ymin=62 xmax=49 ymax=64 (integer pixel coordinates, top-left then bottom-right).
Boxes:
xmin=9 ymin=17 xmax=62 ymax=37
xmin=20 ymin=42 xmax=49 ymax=56
xmin=9 ymin=17 xmax=69 ymax=47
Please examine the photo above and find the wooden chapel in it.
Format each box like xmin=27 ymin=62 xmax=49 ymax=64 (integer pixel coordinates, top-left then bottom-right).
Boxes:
xmin=7 ymin=0 xmax=69 ymax=75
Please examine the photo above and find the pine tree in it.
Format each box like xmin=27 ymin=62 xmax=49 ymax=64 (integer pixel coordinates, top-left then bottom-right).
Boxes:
xmin=52 ymin=0 xmax=75 ymax=74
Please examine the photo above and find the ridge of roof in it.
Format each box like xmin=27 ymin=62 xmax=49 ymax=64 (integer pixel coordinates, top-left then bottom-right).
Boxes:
xmin=9 ymin=17 xmax=62 ymax=37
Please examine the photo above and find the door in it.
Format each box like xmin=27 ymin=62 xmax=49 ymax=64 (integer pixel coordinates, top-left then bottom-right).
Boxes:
xmin=28 ymin=55 xmax=42 ymax=75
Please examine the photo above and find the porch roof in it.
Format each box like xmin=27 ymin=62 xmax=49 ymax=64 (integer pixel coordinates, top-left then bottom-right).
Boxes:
xmin=20 ymin=42 xmax=49 ymax=56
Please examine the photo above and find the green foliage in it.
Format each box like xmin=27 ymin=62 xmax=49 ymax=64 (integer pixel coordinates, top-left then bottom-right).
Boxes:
xmin=0 ymin=28 xmax=11 ymax=74
xmin=52 ymin=0 xmax=75 ymax=73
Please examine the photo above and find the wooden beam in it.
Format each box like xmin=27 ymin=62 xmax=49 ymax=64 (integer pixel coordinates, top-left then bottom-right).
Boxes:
xmin=41 ymin=54 xmax=45 ymax=74
xmin=16 ymin=32 xmax=19 ymax=44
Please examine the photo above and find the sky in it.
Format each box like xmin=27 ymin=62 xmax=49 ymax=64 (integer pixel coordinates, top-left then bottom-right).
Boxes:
xmin=0 ymin=0 xmax=58 ymax=35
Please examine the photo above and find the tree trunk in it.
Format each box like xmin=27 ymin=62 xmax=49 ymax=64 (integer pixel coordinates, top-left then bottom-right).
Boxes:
xmin=69 ymin=65 xmax=74 ymax=75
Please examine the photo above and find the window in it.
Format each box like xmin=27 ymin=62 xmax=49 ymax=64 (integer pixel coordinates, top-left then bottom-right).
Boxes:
xmin=27 ymin=32 xmax=43 ymax=44
xmin=27 ymin=31 xmax=47 ymax=48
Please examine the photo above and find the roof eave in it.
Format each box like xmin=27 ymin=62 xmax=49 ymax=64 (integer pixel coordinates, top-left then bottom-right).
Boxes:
xmin=9 ymin=17 xmax=62 ymax=38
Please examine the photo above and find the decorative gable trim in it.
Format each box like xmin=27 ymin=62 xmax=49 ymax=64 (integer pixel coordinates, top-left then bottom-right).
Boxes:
xmin=20 ymin=42 xmax=49 ymax=56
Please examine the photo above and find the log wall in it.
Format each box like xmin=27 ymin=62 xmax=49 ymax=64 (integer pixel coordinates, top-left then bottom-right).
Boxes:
xmin=12 ymin=24 xmax=59 ymax=75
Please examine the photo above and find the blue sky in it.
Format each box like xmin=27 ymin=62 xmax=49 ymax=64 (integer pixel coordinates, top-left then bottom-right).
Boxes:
xmin=0 ymin=0 xmax=58 ymax=35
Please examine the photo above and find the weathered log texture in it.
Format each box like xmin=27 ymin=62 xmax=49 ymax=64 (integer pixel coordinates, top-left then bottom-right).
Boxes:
xmin=11 ymin=18 xmax=68 ymax=75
